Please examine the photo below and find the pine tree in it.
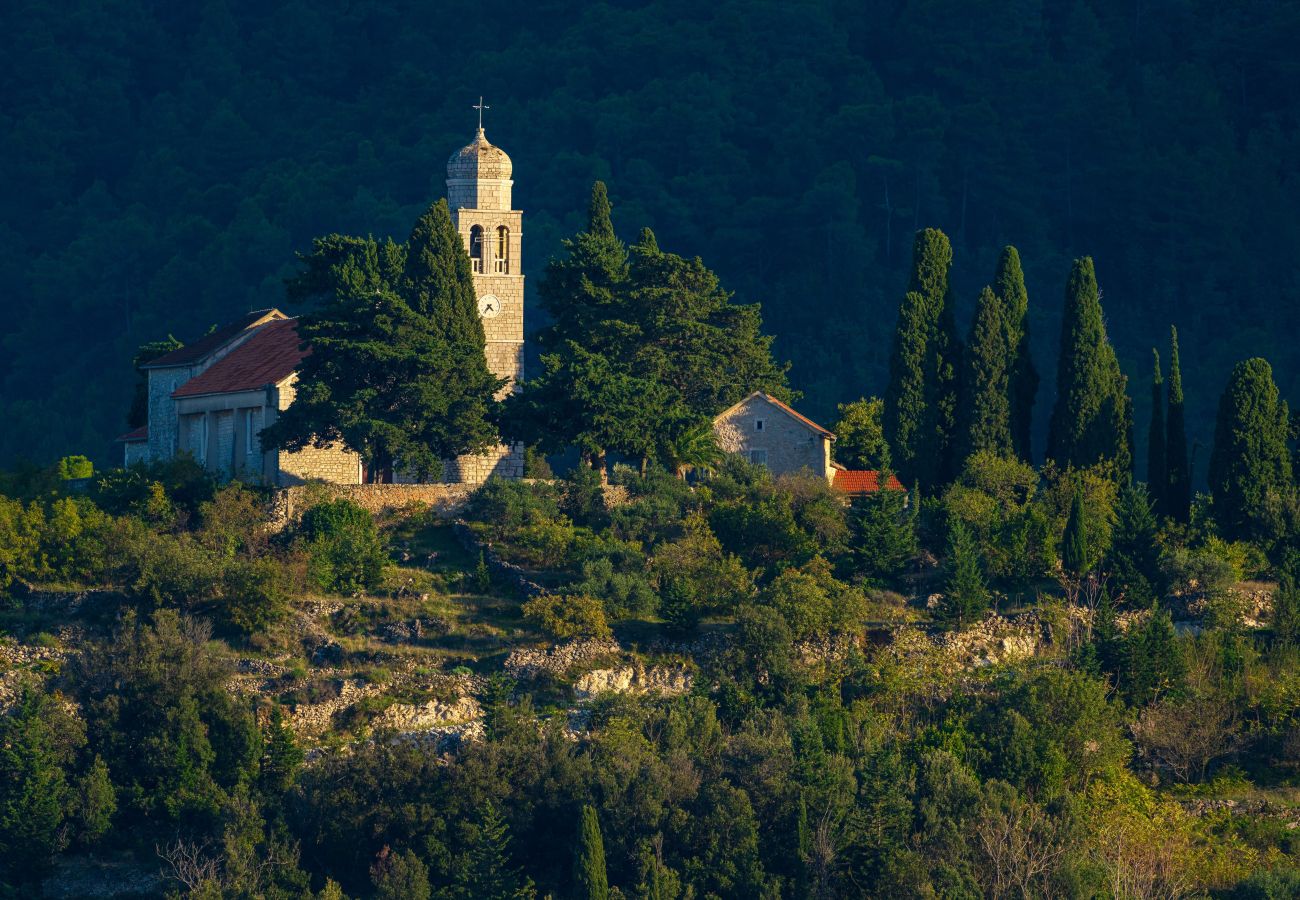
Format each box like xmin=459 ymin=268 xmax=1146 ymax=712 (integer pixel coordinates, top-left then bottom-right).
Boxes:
xmin=1062 ymin=484 xmax=1090 ymax=577
xmin=1123 ymin=603 xmax=1185 ymax=704
xmin=1208 ymin=357 xmax=1294 ymax=545
xmin=959 ymin=285 xmax=1013 ymax=460
xmin=1147 ymin=348 xmax=1167 ymax=514
xmin=454 ymin=801 xmax=536 ymax=900
xmin=885 ymin=228 xmax=961 ymax=489
xmin=536 ymin=181 xmax=630 ymax=356
xmin=259 ymin=705 xmax=303 ymax=796
xmin=1046 ymin=257 xmax=1133 ymax=474
xmin=1108 ymin=482 xmax=1160 ymax=606
xmin=574 ymin=805 xmax=610 ymax=900
xmin=371 ymin=847 xmax=431 ymax=900
xmin=1165 ymin=326 xmax=1191 ymax=522
xmin=939 ymin=520 xmax=989 ymax=629
xmin=995 ymin=246 xmax=1039 ymax=462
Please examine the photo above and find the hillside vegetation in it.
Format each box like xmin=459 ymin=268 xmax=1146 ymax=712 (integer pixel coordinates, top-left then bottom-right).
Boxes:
xmin=4 ymin=456 xmax=1300 ymax=898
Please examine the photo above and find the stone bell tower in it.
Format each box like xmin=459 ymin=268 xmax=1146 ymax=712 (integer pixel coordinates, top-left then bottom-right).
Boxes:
xmin=441 ymin=115 xmax=525 ymax=481
xmin=446 ymin=122 xmax=524 ymax=394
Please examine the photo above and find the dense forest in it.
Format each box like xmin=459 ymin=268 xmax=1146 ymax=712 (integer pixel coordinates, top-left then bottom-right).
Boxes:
xmin=2 ymin=0 xmax=1299 ymax=475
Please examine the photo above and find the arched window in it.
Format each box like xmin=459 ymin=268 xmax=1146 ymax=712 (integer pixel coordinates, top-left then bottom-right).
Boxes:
xmin=495 ymin=225 xmax=509 ymax=273
xmin=469 ymin=225 xmax=484 ymax=273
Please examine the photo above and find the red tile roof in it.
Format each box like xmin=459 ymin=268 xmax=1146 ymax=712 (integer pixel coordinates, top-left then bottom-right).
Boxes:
xmin=115 ymin=425 xmax=148 ymax=442
xmin=833 ymin=469 xmax=906 ymax=495
xmin=172 ymin=318 xmax=306 ymax=398
xmin=143 ymin=309 xmax=286 ymax=368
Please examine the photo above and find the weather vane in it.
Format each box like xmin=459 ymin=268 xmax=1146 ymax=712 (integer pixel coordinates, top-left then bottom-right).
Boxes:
xmin=473 ymin=96 xmax=490 ymax=130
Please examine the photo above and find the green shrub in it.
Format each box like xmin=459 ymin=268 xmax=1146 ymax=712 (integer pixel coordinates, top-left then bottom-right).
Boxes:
xmin=522 ymin=592 xmax=611 ymax=640
xmin=221 ymin=557 xmax=288 ymax=635
xmin=300 ymin=499 xmax=386 ymax=594
xmin=468 ymin=478 xmax=561 ymax=534
xmin=511 ymin=519 xmax=575 ymax=568
xmin=56 ymin=455 xmax=93 ymax=480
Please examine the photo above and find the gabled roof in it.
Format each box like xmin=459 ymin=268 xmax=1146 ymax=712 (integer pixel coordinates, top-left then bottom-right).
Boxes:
xmin=115 ymin=425 xmax=148 ymax=443
xmin=142 ymin=309 xmax=287 ymax=369
xmin=833 ymin=469 xmax=906 ymax=495
xmin=172 ymin=318 xmax=306 ymax=398
xmin=714 ymin=391 xmax=835 ymax=439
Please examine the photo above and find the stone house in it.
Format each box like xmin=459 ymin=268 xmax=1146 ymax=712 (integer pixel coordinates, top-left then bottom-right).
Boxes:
xmin=118 ymin=124 xmax=529 ymax=485
xmin=712 ymin=391 xmax=904 ymax=496
xmin=118 ymin=311 xmax=364 ymax=485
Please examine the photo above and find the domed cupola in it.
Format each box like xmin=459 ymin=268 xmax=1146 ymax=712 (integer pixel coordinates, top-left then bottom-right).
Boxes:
xmin=446 ymin=128 xmax=514 ymax=213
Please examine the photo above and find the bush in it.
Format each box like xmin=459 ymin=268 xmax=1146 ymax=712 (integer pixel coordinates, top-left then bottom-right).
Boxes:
xmin=511 ymin=518 xmax=575 ymax=568
xmin=221 ymin=557 xmax=289 ymax=635
xmin=57 ymin=455 xmax=93 ymax=480
xmin=300 ymin=499 xmax=386 ymax=594
xmin=468 ymin=478 xmax=561 ymax=534
xmin=572 ymin=557 xmax=657 ymax=618
xmin=522 ymin=593 xmax=611 ymax=640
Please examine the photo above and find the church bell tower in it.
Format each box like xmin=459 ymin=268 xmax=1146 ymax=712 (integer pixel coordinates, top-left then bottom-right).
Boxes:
xmin=446 ymin=115 xmax=524 ymax=395
xmin=441 ymin=106 xmax=525 ymax=481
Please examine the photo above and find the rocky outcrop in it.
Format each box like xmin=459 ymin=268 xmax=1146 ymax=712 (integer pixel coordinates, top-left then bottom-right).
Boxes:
xmin=938 ymin=613 xmax=1043 ymax=668
xmin=573 ymin=664 xmax=693 ymax=700
xmin=376 ymin=696 xmax=481 ymax=731
xmin=503 ymin=639 xmax=621 ymax=679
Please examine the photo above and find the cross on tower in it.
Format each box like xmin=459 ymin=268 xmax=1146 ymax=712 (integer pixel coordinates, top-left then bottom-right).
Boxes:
xmin=473 ymin=96 xmax=489 ymax=130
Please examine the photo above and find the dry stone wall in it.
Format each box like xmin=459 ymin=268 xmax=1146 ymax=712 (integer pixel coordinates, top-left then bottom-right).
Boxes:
xmin=272 ymin=483 xmax=477 ymax=528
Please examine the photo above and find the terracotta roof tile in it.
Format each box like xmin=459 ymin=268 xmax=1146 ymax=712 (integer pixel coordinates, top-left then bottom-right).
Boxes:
xmin=172 ymin=318 xmax=306 ymax=398
xmin=143 ymin=309 xmax=285 ymax=368
xmin=116 ymin=425 xmax=148 ymax=442
xmin=832 ymin=469 xmax=906 ymax=495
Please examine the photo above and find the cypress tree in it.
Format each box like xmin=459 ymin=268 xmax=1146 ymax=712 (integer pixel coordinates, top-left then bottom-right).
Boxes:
xmin=1062 ymin=484 xmax=1090 ymax=577
xmin=1147 ymin=349 xmax=1167 ymax=514
xmin=587 ymin=181 xmax=615 ymax=240
xmin=1208 ymin=357 xmax=1294 ymax=545
xmin=994 ymin=246 xmax=1039 ymax=462
xmin=885 ymin=228 xmax=961 ymax=490
xmin=574 ymin=805 xmax=610 ymax=900
xmin=939 ymin=520 xmax=989 ymax=629
xmin=1046 ymin=258 xmax=1133 ymax=474
xmin=959 ymin=285 xmax=1013 ymax=460
xmin=1165 ymin=326 xmax=1191 ymax=522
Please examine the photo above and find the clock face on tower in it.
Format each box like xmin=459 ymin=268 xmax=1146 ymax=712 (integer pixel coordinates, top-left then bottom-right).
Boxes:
xmin=477 ymin=294 xmax=502 ymax=319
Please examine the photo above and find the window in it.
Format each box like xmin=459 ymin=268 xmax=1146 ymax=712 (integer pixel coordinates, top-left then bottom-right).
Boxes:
xmin=749 ymin=449 xmax=767 ymax=466
xmin=494 ymin=225 xmax=509 ymax=273
xmin=244 ymin=408 xmax=261 ymax=458
xmin=755 ymin=418 xmax=764 ymax=432
xmin=469 ymin=225 xmax=484 ymax=273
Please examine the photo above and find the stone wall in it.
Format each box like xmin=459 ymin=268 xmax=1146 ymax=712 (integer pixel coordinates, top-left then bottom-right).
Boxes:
xmin=273 ymin=482 xmax=478 ymax=527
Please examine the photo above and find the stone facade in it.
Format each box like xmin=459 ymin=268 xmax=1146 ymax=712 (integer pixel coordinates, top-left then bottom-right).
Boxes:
xmin=713 ymin=392 xmax=835 ymax=481
xmin=269 ymin=376 xmax=364 ymax=485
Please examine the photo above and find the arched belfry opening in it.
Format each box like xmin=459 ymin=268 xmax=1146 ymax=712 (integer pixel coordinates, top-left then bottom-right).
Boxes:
xmin=495 ymin=225 xmax=509 ymax=273
xmin=469 ymin=225 xmax=484 ymax=273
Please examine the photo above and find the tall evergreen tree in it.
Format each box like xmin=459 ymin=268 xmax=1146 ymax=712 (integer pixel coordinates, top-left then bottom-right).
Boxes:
xmin=1165 ymin=326 xmax=1191 ymax=523
xmin=1046 ymin=257 xmax=1133 ymax=474
xmin=1147 ymin=348 xmax=1166 ymax=514
xmin=884 ymin=228 xmax=962 ymax=489
xmin=453 ymin=801 xmax=536 ymax=900
xmin=1062 ymin=483 xmax=1090 ymax=577
xmin=994 ymin=246 xmax=1039 ymax=462
xmin=939 ymin=520 xmax=989 ymax=629
xmin=574 ymin=805 xmax=610 ymax=900
xmin=1108 ymin=483 xmax=1161 ymax=606
xmin=263 ymin=210 xmax=503 ymax=480
xmin=536 ymin=182 xmax=630 ymax=357
xmin=1273 ymin=559 xmax=1300 ymax=647
xmin=1208 ymin=357 xmax=1293 ymax=545
xmin=959 ymin=285 xmax=1013 ymax=460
